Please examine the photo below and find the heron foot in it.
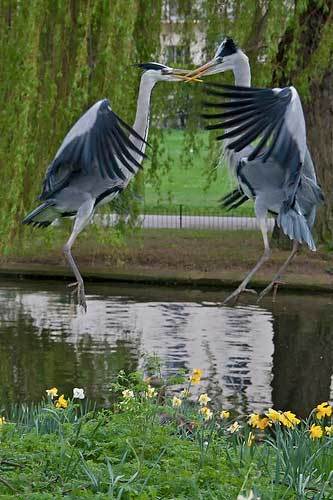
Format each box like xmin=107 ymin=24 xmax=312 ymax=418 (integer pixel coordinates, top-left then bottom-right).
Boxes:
xmin=257 ymin=280 xmax=284 ymax=303
xmin=68 ymin=281 xmax=87 ymax=312
xmin=222 ymin=286 xmax=257 ymax=306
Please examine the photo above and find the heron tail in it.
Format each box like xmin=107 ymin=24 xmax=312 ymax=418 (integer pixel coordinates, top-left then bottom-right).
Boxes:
xmin=22 ymin=201 xmax=56 ymax=228
xmin=277 ymin=201 xmax=316 ymax=251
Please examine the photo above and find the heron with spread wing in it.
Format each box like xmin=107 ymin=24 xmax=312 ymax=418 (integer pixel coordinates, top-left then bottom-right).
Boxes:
xmin=23 ymin=63 xmax=187 ymax=311
xmin=183 ymin=37 xmax=324 ymax=304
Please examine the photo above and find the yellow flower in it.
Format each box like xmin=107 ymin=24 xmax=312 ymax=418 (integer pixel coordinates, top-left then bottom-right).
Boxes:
xmin=220 ymin=410 xmax=230 ymax=419
xmin=316 ymin=402 xmax=332 ymax=420
xmin=325 ymin=425 xmax=333 ymax=436
xmin=55 ymin=395 xmax=68 ymax=409
xmin=172 ymin=396 xmax=182 ymax=408
xmin=190 ymin=368 xmax=203 ymax=384
xmin=265 ymin=408 xmax=281 ymax=423
xmin=199 ymin=406 xmax=213 ymax=421
xmin=46 ymin=387 xmax=58 ymax=399
xmin=228 ymin=421 xmax=241 ymax=433
xmin=310 ymin=424 xmax=323 ymax=440
xmin=0 ymin=416 xmax=5 ymax=425
xmin=180 ymin=389 xmax=191 ymax=398
xmin=198 ymin=393 xmax=211 ymax=406
xmin=279 ymin=411 xmax=300 ymax=428
xmin=122 ymin=389 xmax=134 ymax=399
xmin=145 ymin=385 xmax=157 ymax=398
xmin=248 ymin=414 xmax=271 ymax=430
xmin=247 ymin=431 xmax=255 ymax=447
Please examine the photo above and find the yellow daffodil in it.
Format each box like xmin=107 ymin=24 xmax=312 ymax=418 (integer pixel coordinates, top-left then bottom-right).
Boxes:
xmin=265 ymin=408 xmax=281 ymax=423
xmin=247 ymin=431 xmax=255 ymax=447
xmin=325 ymin=425 xmax=333 ymax=436
xmin=279 ymin=411 xmax=300 ymax=428
xmin=0 ymin=416 xmax=5 ymax=425
xmin=145 ymin=385 xmax=157 ymax=398
xmin=310 ymin=424 xmax=323 ymax=439
xmin=199 ymin=406 xmax=213 ymax=421
xmin=316 ymin=402 xmax=332 ymax=420
xmin=190 ymin=368 xmax=203 ymax=384
xmin=55 ymin=395 xmax=68 ymax=409
xmin=46 ymin=387 xmax=58 ymax=399
xmin=248 ymin=414 xmax=271 ymax=430
xmin=180 ymin=389 xmax=191 ymax=398
xmin=198 ymin=393 xmax=211 ymax=406
xmin=122 ymin=389 xmax=134 ymax=399
xmin=220 ymin=410 xmax=230 ymax=419
xmin=172 ymin=396 xmax=182 ymax=408
xmin=228 ymin=421 xmax=241 ymax=433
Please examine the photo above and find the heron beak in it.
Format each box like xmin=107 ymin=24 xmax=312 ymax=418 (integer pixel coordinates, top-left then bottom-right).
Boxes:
xmin=165 ymin=68 xmax=203 ymax=82
xmin=183 ymin=59 xmax=220 ymax=82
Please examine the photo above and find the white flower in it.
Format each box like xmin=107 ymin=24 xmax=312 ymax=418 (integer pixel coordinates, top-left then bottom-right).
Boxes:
xmin=122 ymin=389 xmax=134 ymax=399
xmin=198 ymin=393 xmax=211 ymax=406
xmin=73 ymin=388 xmax=85 ymax=399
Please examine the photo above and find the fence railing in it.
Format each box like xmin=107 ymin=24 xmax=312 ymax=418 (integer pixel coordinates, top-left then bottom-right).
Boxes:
xmin=98 ymin=205 xmax=275 ymax=231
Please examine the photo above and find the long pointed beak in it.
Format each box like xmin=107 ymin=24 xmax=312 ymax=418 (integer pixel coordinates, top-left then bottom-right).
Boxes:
xmin=166 ymin=68 xmax=203 ymax=82
xmin=183 ymin=59 xmax=220 ymax=82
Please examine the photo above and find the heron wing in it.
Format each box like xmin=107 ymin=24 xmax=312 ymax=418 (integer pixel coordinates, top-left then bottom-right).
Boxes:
xmin=203 ymin=83 xmax=306 ymax=210
xmin=40 ymin=99 xmax=147 ymax=199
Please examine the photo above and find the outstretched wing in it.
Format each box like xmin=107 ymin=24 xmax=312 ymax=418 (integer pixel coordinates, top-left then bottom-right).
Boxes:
xmin=40 ymin=99 xmax=148 ymax=200
xmin=202 ymin=83 xmax=306 ymax=210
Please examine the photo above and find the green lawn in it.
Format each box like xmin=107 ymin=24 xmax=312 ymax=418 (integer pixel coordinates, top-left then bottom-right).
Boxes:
xmin=144 ymin=129 xmax=254 ymax=215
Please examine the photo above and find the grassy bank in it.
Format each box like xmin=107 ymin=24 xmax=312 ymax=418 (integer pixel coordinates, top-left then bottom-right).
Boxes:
xmin=0 ymin=368 xmax=332 ymax=499
xmin=3 ymin=228 xmax=333 ymax=293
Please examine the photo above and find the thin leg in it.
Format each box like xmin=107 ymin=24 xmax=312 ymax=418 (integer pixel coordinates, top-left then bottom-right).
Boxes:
xmin=63 ymin=199 xmax=94 ymax=312
xmin=257 ymin=241 xmax=299 ymax=303
xmin=223 ymin=217 xmax=271 ymax=305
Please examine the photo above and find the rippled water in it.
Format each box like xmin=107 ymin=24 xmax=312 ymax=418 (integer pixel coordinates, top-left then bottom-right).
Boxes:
xmin=0 ymin=280 xmax=332 ymax=416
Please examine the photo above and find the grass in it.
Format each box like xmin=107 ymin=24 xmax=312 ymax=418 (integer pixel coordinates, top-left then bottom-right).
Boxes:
xmin=144 ymin=129 xmax=254 ymax=215
xmin=0 ymin=365 xmax=332 ymax=499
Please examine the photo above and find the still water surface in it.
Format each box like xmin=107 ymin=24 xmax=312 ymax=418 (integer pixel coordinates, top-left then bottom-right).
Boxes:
xmin=0 ymin=280 xmax=332 ymax=416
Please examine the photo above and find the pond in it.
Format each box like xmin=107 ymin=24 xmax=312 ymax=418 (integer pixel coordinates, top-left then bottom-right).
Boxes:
xmin=0 ymin=280 xmax=332 ymax=417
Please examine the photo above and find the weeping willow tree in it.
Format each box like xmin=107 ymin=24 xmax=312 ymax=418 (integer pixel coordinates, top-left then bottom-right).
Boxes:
xmin=0 ymin=0 xmax=332 ymax=255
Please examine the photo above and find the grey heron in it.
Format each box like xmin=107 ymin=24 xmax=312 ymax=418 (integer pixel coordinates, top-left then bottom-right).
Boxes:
xmin=184 ymin=37 xmax=324 ymax=304
xmin=23 ymin=63 xmax=186 ymax=311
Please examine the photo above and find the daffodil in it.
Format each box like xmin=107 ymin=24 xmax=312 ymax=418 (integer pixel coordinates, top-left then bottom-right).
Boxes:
xmin=55 ymin=395 xmax=68 ymax=409
xmin=46 ymin=387 xmax=58 ymax=399
xmin=310 ymin=424 xmax=323 ymax=439
xmin=172 ymin=396 xmax=182 ymax=408
xmin=199 ymin=406 xmax=213 ymax=421
xmin=190 ymin=368 xmax=203 ymax=384
xmin=279 ymin=411 xmax=300 ymax=428
xmin=180 ymin=389 xmax=191 ymax=398
xmin=228 ymin=421 xmax=241 ymax=433
xmin=265 ymin=408 xmax=281 ymax=423
xmin=73 ymin=388 xmax=85 ymax=399
xmin=0 ymin=416 xmax=5 ymax=425
xmin=220 ymin=410 xmax=230 ymax=419
xmin=247 ymin=431 xmax=255 ymax=447
xmin=248 ymin=414 xmax=271 ymax=430
xmin=145 ymin=385 xmax=157 ymax=398
xmin=325 ymin=425 xmax=333 ymax=436
xmin=198 ymin=393 xmax=211 ymax=406
xmin=316 ymin=402 xmax=332 ymax=420
xmin=122 ymin=389 xmax=134 ymax=399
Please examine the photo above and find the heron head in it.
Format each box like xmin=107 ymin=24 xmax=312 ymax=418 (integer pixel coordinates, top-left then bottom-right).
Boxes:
xmin=183 ymin=37 xmax=247 ymax=80
xmin=135 ymin=62 xmax=188 ymax=82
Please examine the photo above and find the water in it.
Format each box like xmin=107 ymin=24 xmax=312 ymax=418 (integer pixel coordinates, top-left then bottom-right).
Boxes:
xmin=0 ymin=280 xmax=332 ymax=417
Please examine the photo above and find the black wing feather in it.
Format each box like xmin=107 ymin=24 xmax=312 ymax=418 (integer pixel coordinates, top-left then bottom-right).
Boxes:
xmin=40 ymin=99 xmax=147 ymax=200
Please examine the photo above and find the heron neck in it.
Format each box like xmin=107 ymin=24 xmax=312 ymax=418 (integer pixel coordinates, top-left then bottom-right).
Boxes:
xmin=233 ymin=58 xmax=251 ymax=87
xmin=130 ymin=74 xmax=156 ymax=162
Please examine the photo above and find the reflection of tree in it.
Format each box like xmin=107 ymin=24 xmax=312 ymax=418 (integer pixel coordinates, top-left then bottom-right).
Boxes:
xmin=271 ymin=300 xmax=333 ymax=418
xmin=0 ymin=301 xmax=140 ymax=406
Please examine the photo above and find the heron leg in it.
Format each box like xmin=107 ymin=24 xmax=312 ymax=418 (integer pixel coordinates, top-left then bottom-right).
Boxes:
xmin=223 ymin=216 xmax=271 ymax=305
xmin=257 ymin=241 xmax=299 ymax=303
xmin=63 ymin=199 xmax=94 ymax=312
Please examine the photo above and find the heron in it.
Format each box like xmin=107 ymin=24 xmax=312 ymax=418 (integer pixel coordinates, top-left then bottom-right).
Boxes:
xmin=183 ymin=37 xmax=324 ymax=304
xmin=23 ymin=62 xmax=187 ymax=311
